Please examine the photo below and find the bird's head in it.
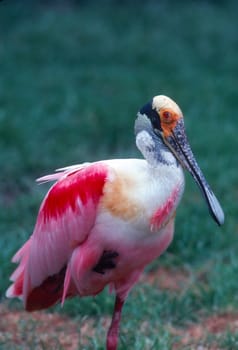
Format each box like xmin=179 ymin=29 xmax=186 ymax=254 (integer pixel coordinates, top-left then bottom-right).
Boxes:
xmin=135 ymin=95 xmax=224 ymax=226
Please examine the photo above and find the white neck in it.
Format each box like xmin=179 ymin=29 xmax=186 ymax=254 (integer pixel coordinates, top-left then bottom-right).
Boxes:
xmin=136 ymin=130 xmax=178 ymax=168
xmin=135 ymin=111 xmax=178 ymax=168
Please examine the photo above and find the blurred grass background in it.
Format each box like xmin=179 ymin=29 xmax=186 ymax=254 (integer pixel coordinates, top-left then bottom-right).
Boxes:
xmin=0 ymin=0 xmax=237 ymax=348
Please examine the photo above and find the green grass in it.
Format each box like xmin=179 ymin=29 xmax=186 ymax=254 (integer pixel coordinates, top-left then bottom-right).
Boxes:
xmin=0 ymin=0 xmax=238 ymax=349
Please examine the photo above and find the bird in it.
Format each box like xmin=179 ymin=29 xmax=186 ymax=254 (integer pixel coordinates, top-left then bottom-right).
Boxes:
xmin=6 ymin=95 xmax=224 ymax=350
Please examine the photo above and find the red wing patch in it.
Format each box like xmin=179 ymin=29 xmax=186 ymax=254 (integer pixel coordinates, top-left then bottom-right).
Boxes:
xmin=39 ymin=163 xmax=108 ymax=223
xmin=7 ymin=163 xmax=109 ymax=311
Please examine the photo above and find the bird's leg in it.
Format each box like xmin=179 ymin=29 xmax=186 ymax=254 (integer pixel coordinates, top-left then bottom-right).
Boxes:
xmin=93 ymin=250 xmax=119 ymax=274
xmin=106 ymin=295 xmax=125 ymax=350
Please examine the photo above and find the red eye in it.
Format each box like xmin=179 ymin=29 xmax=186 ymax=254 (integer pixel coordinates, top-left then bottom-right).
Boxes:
xmin=163 ymin=111 xmax=171 ymax=119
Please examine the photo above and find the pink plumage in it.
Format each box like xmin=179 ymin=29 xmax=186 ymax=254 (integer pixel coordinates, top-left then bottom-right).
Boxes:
xmin=7 ymin=163 xmax=109 ymax=310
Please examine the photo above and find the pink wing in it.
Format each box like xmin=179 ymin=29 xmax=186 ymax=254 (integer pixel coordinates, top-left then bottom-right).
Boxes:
xmin=6 ymin=162 xmax=109 ymax=310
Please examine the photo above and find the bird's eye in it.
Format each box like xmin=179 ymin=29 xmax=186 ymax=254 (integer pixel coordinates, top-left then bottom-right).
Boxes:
xmin=163 ymin=111 xmax=171 ymax=119
xmin=161 ymin=110 xmax=173 ymax=124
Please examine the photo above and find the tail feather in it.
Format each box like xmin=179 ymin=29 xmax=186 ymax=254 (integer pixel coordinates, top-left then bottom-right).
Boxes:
xmin=6 ymin=239 xmax=76 ymax=311
xmin=25 ymin=266 xmax=67 ymax=311
xmin=6 ymin=241 xmax=31 ymax=299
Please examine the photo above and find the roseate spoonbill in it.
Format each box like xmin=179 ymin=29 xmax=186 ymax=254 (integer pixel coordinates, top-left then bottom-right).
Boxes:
xmin=7 ymin=95 xmax=224 ymax=350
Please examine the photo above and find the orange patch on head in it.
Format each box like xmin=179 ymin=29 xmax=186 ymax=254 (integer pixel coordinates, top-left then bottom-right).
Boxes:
xmin=101 ymin=172 xmax=141 ymax=221
xmin=159 ymin=108 xmax=181 ymax=137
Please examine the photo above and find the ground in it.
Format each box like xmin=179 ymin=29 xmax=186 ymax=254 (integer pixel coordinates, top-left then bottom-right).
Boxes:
xmin=1 ymin=268 xmax=238 ymax=350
